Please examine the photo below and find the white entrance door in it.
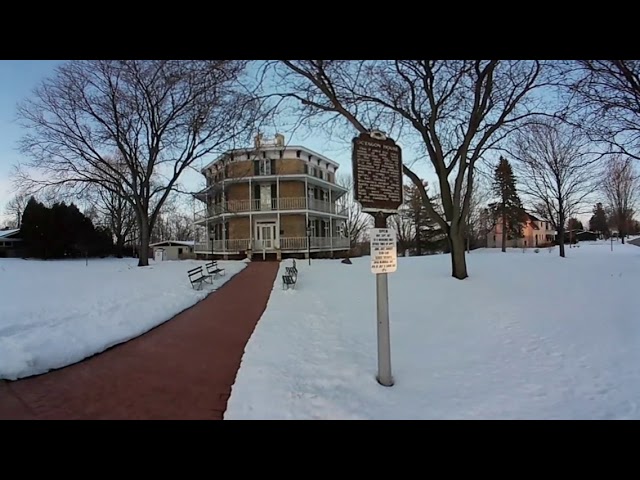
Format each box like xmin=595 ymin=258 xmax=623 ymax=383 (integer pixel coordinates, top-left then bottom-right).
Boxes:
xmin=260 ymin=185 xmax=271 ymax=211
xmin=257 ymin=223 xmax=277 ymax=250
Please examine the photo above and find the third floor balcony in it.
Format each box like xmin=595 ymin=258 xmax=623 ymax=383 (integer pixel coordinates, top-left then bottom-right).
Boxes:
xmin=194 ymin=197 xmax=347 ymax=222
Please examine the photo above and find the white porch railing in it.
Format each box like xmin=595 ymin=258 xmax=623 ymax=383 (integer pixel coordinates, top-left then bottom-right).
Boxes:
xmin=194 ymin=239 xmax=251 ymax=253
xmin=194 ymin=197 xmax=347 ymax=221
xmin=279 ymin=237 xmax=350 ymax=251
xmin=194 ymin=237 xmax=350 ymax=252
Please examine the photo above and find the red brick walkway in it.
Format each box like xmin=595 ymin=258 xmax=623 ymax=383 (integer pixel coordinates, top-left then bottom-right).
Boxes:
xmin=0 ymin=261 xmax=279 ymax=420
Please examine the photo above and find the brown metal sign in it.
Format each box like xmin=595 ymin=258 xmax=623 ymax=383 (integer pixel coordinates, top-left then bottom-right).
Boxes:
xmin=352 ymin=131 xmax=403 ymax=212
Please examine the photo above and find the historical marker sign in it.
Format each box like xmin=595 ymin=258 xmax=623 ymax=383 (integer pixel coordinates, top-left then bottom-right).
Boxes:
xmin=351 ymin=130 xmax=401 ymax=388
xmin=370 ymin=228 xmax=397 ymax=274
xmin=352 ymin=131 xmax=403 ymax=213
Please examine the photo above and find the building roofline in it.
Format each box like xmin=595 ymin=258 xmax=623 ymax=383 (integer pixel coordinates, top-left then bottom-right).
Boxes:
xmin=201 ymin=144 xmax=341 ymax=173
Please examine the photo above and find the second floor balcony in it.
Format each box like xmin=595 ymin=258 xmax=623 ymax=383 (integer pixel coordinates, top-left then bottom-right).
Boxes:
xmin=194 ymin=197 xmax=347 ymax=222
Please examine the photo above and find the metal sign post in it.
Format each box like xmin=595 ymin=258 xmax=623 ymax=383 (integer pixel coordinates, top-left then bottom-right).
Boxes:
xmin=370 ymin=224 xmax=397 ymax=386
xmin=352 ymin=130 xmax=403 ymax=387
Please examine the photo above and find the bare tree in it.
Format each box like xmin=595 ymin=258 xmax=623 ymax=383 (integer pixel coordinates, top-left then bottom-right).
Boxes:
xmin=3 ymin=193 xmax=28 ymax=228
xmin=511 ymin=119 xmax=598 ymax=258
xmin=15 ymin=60 xmax=257 ymax=266
xmin=151 ymin=193 xmax=194 ymax=243
xmin=270 ymin=60 xmax=549 ymax=279
xmin=563 ymin=60 xmax=640 ymax=160
xmin=601 ymin=155 xmax=639 ymax=244
xmin=336 ymin=173 xmax=370 ymax=248
xmin=389 ymin=185 xmax=415 ymax=256
xmin=463 ymin=175 xmax=492 ymax=252
xmin=93 ymin=187 xmax=136 ymax=257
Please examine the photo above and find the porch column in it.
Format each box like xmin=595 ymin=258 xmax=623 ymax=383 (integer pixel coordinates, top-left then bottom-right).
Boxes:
xmin=329 ymin=189 xmax=333 ymax=251
xmin=277 ymin=176 xmax=280 ymax=249
xmin=304 ymin=177 xmax=308 ymax=209
xmin=249 ymin=177 xmax=253 ymax=250
xmin=222 ymin=186 xmax=226 ymax=253
xmin=330 ymin=216 xmax=333 ymax=250
xmin=305 ymin=177 xmax=309 ymax=252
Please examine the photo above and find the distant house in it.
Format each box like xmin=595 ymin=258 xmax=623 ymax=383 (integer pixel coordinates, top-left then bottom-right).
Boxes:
xmin=149 ymin=240 xmax=195 ymax=261
xmin=487 ymin=212 xmax=556 ymax=249
xmin=564 ymin=230 xmax=599 ymax=242
xmin=0 ymin=228 xmax=24 ymax=258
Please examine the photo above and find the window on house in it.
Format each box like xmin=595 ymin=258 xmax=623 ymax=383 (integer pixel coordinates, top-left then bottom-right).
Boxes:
xmin=178 ymin=248 xmax=183 ymax=255
xmin=259 ymin=159 xmax=271 ymax=175
xmin=296 ymin=150 xmax=301 ymax=158
xmin=279 ymin=150 xmax=283 ymax=159
xmin=493 ymin=235 xmax=496 ymax=242
xmin=246 ymin=152 xmax=251 ymax=160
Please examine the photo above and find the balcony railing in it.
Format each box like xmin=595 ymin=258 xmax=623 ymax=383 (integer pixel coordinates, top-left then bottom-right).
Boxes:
xmin=194 ymin=237 xmax=350 ymax=252
xmin=194 ymin=197 xmax=347 ymax=221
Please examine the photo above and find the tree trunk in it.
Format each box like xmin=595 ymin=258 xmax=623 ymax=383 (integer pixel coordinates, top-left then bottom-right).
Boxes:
xmin=138 ymin=218 xmax=150 ymax=267
xmin=501 ymin=214 xmax=507 ymax=253
xmin=558 ymin=225 xmax=566 ymax=258
xmin=415 ymin=216 xmax=422 ymax=257
xmin=115 ymin=235 xmax=125 ymax=258
xmin=448 ymin=229 xmax=468 ymax=280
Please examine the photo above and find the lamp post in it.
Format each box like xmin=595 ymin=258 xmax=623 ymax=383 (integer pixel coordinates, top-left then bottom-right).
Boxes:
xmin=306 ymin=221 xmax=312 ymax=266
xmin=210 ymin=236 xmax=214 ymax=259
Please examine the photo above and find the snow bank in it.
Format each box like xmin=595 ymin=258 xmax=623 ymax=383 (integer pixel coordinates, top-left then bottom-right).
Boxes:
xmin=0 ymin=258 xmax=246 ymax=380
xmin=226 ymin=245 xmax=640 ymax=419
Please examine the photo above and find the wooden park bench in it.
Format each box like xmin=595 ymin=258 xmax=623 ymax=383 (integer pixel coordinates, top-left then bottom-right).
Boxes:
xmin=205 ymin=260 xmax=226 ymax=279
xmin=188 ymin=266 xmax=213 ymax=290
xmin=285 ymin=266 xmax=297 ymax=277
xmin=282 ymin=274 xmax=297 ymax=290
xmin=282 ymin=264 xmax=298 ymax=290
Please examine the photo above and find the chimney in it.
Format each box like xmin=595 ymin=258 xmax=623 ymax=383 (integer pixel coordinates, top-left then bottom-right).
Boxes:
xmin=275 ymin=133 xmax=285 ymax=147
xmin=254 ymin=133 xmax=263 ymax=148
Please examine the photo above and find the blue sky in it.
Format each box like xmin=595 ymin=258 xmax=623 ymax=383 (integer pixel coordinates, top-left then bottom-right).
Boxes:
xmin=0 ymin=60 xmax=437 ymax=226
xmin=0 ymin=60 xmax=63 ymax=220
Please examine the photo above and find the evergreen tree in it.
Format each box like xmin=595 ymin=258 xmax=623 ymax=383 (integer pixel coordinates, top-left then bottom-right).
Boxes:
xmin=19 ymin=198 xmax=113 ymax=259
xmin=567 ymin=217 xmax=584 ymax=231
xmin=21 ymin=197 xmax=49 ymax=258
xmin=589 ymin=203 xmax=609 ymax=237
xmin=491 ymin=157 xmax=526 ymax=252
xmin=403 ymin=182 xmax=446 ymax=255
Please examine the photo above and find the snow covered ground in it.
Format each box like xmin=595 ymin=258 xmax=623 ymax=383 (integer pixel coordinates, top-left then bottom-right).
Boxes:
xmin=226 ymin=243 xmax=640 ymax=420
xmin=0 ymin=258 xmax=246 ymax=380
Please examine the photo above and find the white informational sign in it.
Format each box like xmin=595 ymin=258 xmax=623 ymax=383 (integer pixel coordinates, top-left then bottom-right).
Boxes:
xmin=370 ymin=228 xmax=397 ymax=274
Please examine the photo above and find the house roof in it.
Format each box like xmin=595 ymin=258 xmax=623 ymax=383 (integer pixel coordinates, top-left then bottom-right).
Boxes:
xmin=149 ymin=240 xmax=195 ymax=247
xmin=0 ymin=228 xmax=20 ymax=239
xmin=201 ymin=144 xmax=341 ymax=173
